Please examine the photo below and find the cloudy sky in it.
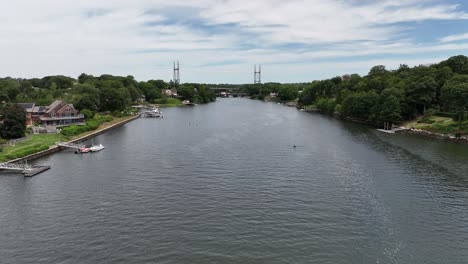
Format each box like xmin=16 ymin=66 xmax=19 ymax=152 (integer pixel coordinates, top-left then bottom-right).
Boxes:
xmin=1 ymin=0 xmax=468 ymax=83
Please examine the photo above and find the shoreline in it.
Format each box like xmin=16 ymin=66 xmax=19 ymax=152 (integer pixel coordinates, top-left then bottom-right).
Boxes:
xmin=6 ymin=114 xmax=140 ymax=164
xmin=399 ymin=128 xmax=468 ymax=144
xmin=295 ymin=104 xmax=468 ymax=145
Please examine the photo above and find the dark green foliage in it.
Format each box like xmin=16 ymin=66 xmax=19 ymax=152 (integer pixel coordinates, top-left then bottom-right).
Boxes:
xmin=439 ymin=55 xmax=468 ymax=74
xmin=434 ymin=112 xmax=457 ymax=119
xmin=441 ymin=79 xmax=468 ymax=113
xmin=278 ymin=85 xmax=298 ymax=101
xmin=0 ymin=104 xmax=27 ymax=139
xmin=60 ymin=115 xmax=113 ymax=137
xmin=316 ymin=98 xmax=336 ymax=114
xmin=274 ymin=55 xmax=468 ymax=127
xmin=342 ymin=91 xmax=379 ymax=120
xmin=81 ymin=109 xmax=95 ymax=119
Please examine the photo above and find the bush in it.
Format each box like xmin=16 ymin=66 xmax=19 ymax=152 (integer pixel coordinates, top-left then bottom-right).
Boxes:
xmin=81 ymin=109 xmax=95 ymax=119
xmin=60 ymin=115 xmax=113 ymax=137
xmin=316 ymin=98 xmax=336 ymax=114
xmin=334 ymin=104 xmax=342 ymax=114
xmin=418 ymin=117 xmax=436 ymax=124
xmin=434 ymin=111 xmax=456 ymax=119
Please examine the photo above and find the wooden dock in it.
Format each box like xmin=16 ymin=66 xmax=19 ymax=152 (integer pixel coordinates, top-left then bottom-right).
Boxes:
xmin=22 ymin=166 xmax=51 ymax=177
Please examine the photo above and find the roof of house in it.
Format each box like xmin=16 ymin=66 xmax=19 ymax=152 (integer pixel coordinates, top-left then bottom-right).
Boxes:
xmin=32 ymin=106 xmax=46 ymax=113
xmin=56 ymin=103 xmax=76 ymax=114
xmin=17 ymin=103 xmax=35 ymax=111
xmin=45 ymin=100 xmax=64 ymax=113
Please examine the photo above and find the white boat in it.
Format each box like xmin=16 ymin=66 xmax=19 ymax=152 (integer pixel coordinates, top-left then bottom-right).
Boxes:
xmin=90 ymin=144 xmax=105 ymax=152
xmin=142 ymin=108 xmax=162 ymax=118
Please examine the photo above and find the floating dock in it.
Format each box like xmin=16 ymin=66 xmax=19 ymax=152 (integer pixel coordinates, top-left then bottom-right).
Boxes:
xmin=22 ymin=166 xmax=51 ymax=177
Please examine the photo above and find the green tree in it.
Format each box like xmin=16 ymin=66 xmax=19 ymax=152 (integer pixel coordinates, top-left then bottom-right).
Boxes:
xmin=439 ymin=55 xmax=468 ymax=74
xmin=441 ymin=82 xmax=468 ymax=113
xmin=0 ymin=104 xmax=27 ymax=139
xmin=342 ymin=91 xmax=379 ymax=120
xmin=406 ymin=76 xmax=437 ymax=113
xmin=278 ymin=85 xmax=298 ymax=101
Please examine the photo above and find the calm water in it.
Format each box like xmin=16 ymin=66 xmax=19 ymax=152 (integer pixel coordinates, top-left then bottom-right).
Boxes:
xmin=1 ymin=99 xmax=467 ymax=264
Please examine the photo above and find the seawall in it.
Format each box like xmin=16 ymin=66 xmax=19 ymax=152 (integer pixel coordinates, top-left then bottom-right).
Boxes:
xmin=7 ymin=114 xmax=140 ymax=164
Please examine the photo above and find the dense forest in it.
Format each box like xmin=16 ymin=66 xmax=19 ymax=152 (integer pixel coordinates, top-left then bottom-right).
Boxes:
xmin=240 ymin=55 xmax=468 ymax=127
xmin=0 ymin=74 xmax=216 ymax=116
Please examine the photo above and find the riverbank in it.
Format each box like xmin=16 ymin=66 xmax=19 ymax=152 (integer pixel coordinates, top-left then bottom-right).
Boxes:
xmin=2 ymin=114 xmax=140 ymax=164
xmin=294 ymin=103 xmax=468 ymax=144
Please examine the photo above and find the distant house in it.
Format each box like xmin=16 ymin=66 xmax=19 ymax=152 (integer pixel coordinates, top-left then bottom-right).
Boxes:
xmin=17 ymin=100 xmax=84 ymax=127
xmin=163 ymin=89 xmax=178 ymax=97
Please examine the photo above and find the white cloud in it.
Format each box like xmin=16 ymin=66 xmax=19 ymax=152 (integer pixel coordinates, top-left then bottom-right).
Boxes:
xmin=440 ymin=32 xmax=468 ymax=43
xmin=0 ymin=0 xmax=468 ymax=82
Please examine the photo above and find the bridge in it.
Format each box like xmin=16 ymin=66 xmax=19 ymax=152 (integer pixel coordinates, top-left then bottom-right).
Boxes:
xmin=209 ymin=87 xmax=247 ymax=97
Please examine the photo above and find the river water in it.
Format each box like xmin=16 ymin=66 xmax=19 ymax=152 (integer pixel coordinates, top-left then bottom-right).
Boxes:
xmin=1 ymin=98 xmax=467 ymax=264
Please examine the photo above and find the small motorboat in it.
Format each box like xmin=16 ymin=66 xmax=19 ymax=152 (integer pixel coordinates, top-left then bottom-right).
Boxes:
xmin=75 ymin=147 xmax=91 ymax=154
xmin=90 ymin=144 xmax=105 ymax=152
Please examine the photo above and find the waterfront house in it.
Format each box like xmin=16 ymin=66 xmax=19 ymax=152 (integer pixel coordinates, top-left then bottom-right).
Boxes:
xmin=39 ymin=100 xmax=85 ymax=127
xmin=17 ymin=100 xmax=85 ymax=128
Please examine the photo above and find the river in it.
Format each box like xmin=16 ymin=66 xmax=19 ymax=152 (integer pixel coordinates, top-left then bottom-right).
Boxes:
xmin=1 ymin=98 xmax=467 ymax=263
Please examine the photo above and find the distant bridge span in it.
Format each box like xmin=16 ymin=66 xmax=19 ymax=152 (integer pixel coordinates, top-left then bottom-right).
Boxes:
xmin=209 ymin=87 xmax=246 ymax=97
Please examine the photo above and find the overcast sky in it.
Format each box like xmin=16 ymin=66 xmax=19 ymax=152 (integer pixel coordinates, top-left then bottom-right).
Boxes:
xmin=1 ymin=0 xmax=468 ymax=83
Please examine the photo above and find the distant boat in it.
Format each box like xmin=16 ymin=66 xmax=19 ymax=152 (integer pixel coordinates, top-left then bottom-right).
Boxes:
xmin=142 ymin=108 xmax=162 ymax=118
xmin=183 ymin=100 xmax=195 ymax=106
xmin=90 ymin=144 xmax=105 ymax=152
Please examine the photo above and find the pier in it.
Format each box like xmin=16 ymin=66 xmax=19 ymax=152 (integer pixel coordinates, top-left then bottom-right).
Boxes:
xmin=57 ymin=142 xmax=85 ymax=150
xmin=0 ymin=162 xmax=50 ymax=177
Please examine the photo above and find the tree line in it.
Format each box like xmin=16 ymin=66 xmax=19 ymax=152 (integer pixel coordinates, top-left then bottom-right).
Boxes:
xmin=240 ymin=55 xmax=468 ymax=126
xmin=0 ymin=74 xmax=216 ymax=113
xmin=0 ymin=74 xmax=216 ymax=139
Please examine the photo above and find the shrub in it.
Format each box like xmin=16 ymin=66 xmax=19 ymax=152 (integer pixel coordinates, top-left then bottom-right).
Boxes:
xmin=434 ymin=111 xmax=456 ymax=119
xmin=60 ymin=115 xmax=113 ymax=137
xmin=418 ymin=117 xmax=436 ymax=124
xmin=81 ymin=109 xmax=95 ymax=119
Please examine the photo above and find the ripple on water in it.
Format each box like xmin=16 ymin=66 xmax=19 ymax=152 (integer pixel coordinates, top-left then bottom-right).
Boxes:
xmin=0 ymin=99 xmax=467 ymax=264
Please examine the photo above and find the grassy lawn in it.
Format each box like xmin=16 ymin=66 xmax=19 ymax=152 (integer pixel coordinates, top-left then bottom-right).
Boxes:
xmin=153 ymin=98 xmax=183 ymax=107
xmin=0 ymin=134 xmax=63 ymax=162
xmin=68 ymin=115 xmax=134 ymax=140
xmin=404 ymin=115 xmax=468 ymax=135
xmin=0 ymin=115 xmax=136 ymax=162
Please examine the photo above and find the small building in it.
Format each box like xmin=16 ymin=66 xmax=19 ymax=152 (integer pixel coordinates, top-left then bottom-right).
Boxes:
xmin=163 ymin=89 xmax=178 ymax=97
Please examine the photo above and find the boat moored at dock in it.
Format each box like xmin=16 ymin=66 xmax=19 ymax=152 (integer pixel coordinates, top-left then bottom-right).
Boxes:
xmin=90 ymin=144 xmax=105 ymax=152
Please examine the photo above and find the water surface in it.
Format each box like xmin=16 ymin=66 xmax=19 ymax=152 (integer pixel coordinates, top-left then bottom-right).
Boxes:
xmin=1 ymin=99 xmax=467 ymax=263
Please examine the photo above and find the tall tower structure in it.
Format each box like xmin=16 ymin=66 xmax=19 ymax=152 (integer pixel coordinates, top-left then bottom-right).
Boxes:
xmin=254 ymin=64 xmax=262 ymax=84
xmin=173 ymin=60 xmax=180 ymax=85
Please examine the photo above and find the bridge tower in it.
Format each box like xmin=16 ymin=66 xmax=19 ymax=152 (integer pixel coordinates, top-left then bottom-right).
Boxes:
xmin=173 ymin=60 xmax=180 ymax=85
xmin=254 ymin=64 xmax=262 ymax=84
